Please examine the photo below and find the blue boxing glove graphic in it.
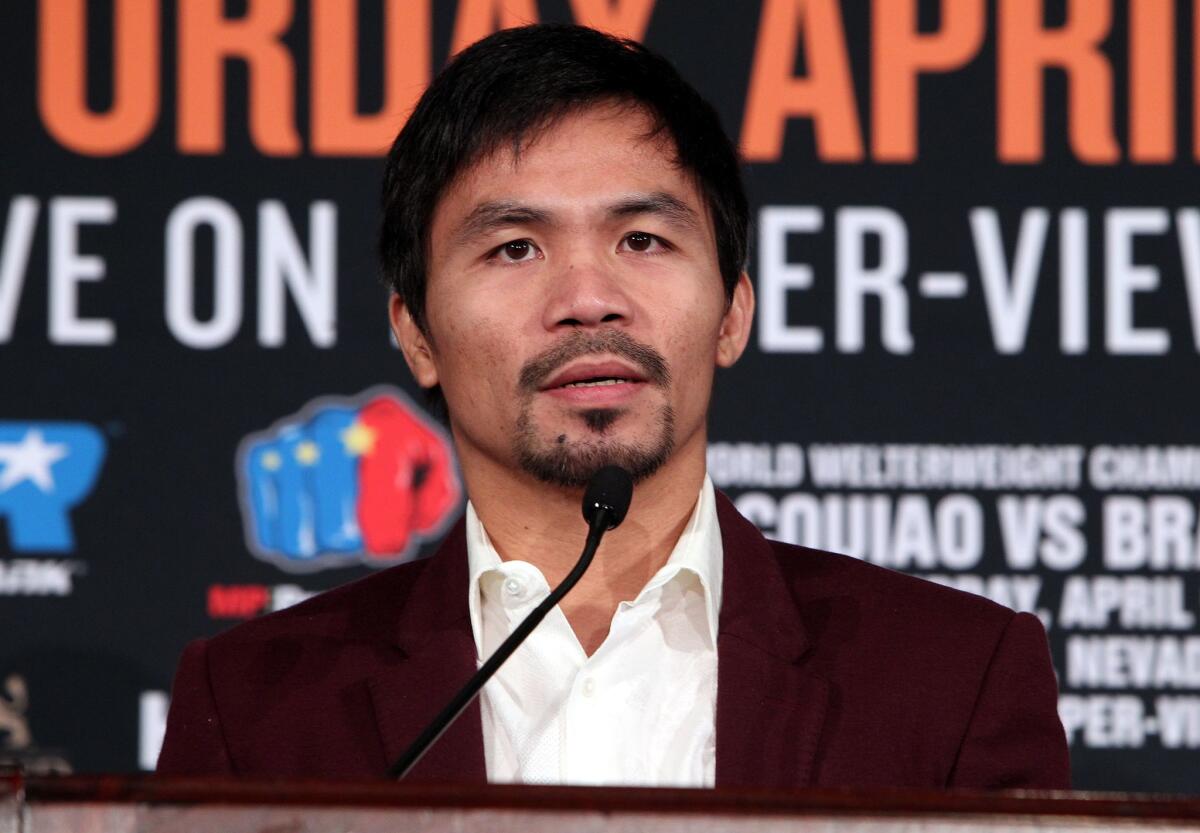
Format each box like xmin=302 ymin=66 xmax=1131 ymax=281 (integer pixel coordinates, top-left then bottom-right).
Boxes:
xmin=0 ymin=423 xmax=106 ymax=553
xmin=242 ymin=406 xmax=361 ymax=560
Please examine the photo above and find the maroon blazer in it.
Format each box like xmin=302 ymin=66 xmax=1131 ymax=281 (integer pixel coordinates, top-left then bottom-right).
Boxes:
xmin=158 ymin=493 xmax=1070 ymax=788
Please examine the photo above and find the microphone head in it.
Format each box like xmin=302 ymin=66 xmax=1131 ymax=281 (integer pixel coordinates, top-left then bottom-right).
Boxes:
xmin=581 ymin=466 xmax=634 ymax=530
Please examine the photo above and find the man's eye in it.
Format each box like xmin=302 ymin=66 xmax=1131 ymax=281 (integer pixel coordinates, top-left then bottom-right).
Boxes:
xmin=491 ymin=239 xmax=540 ymax=263
xmin=620 ymin=232 xmax=666 ymax=254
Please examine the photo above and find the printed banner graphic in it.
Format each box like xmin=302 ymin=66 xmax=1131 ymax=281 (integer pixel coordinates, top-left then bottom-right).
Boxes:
xmin=238 ymin=389 xmax=461 ymax=570
xmin=0 ymin=423 xmax=105 ymax=553
xmin=2 ymin=1 xmax=1198 ymax=791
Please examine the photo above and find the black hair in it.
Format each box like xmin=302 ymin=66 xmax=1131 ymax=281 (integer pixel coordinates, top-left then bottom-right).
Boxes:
xmin=379 ymin=23 xmax=749 ymax=337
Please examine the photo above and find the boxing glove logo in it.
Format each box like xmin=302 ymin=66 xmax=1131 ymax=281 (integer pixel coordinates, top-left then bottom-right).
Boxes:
xmin=237 ymin=388 xmax=461 ymax=570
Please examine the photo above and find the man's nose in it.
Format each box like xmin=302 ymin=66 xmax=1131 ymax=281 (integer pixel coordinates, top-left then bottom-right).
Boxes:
xmin=540 ymin=250 xmax=634 ymax=329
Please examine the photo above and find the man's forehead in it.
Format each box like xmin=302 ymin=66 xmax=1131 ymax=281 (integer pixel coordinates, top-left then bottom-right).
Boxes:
xmin=440 ymin=105 xmax=684 ymax=197
xmin=432 ymin=111 xmax=710 ymax=237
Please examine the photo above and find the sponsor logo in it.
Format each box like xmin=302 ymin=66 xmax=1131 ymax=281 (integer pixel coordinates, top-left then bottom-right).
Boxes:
xmin=0 ymin=673 xmax=71 ymax=774
xmin=0 ymin=423 xmax=106 ymax=553
xmin=0 ymin=559 xmax=84 ymax=596
xmin=236 ymin=387 xmax=461 ymax=571
xmin=206 ymin=583 xmax=318 ymax=619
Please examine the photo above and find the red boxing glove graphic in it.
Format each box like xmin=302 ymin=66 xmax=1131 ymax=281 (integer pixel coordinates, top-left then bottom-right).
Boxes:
xmin=357 ymin=397 xmax=460 ymax=557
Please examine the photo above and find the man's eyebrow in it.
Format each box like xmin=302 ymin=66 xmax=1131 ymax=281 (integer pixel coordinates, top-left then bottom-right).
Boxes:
xmin=452 ymin=201 xmax=553 ymax=245
xmin=607 ymin=192 xmax=701 ymax=230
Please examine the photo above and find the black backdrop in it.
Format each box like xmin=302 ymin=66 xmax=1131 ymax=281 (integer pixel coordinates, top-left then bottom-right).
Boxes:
xmin=2 ymin=0 xmax=1198 ymax=793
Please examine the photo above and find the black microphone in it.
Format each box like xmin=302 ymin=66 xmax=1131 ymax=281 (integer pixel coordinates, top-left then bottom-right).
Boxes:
xmin=386 ymin=465 xmax=634 ymax=779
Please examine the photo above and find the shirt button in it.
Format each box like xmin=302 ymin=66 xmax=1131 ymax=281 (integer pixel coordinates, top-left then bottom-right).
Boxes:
xmin=582 ymin=677 xmax=596 ymax=697
xmin=503 ymin=577 xmax=523 ymax=597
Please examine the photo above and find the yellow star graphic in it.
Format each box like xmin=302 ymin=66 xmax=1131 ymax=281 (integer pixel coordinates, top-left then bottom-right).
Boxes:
xmin=341 ymin=421 xmax=377 ymax=457
xmin=261 ymin=451 xmax=282 ymax=471
xmin=294 ymin=441 xmax=320 ymax=466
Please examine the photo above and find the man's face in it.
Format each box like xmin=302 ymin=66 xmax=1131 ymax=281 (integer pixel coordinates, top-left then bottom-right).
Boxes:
xmin=393 ymin=103 xmax=752 ymax=488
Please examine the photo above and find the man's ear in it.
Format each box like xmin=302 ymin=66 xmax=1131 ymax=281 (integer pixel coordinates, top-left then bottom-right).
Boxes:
xmin=389 ymin=294 xmax=440 ymax=388
xmin=715 ymin=272 xmax=754 ymax=368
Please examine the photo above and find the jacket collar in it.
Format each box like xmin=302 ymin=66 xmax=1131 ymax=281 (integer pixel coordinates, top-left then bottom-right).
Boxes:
xmin=367 ymin=493 xmax=830 ymax=788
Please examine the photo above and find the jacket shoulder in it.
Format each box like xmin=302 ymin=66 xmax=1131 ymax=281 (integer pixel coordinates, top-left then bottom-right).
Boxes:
xmin=769 ymin=538 xmax=1015 ymax=628
xmin=757 ymin=536 xmax=1037 ymax=710
xmin=205 ymin=555 xmax=434 ymax=648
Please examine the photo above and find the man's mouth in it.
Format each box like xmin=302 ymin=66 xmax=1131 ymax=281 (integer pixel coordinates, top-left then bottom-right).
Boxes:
xmin=561 ymin=378 xmax=630 ymax=388
xmin=518 ymin=331 xmax=671 ymax=395
xmin=541 ymin=361 xmax=648 ymax=392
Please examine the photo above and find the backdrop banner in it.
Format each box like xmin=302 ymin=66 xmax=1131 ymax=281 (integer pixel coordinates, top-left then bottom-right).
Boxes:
xmin=2 ymin=0 xmax=1198 ymax=793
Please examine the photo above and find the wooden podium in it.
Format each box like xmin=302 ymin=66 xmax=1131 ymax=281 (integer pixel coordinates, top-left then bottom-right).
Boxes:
xmin=3 ymin=773 xmax=1199 ymax=832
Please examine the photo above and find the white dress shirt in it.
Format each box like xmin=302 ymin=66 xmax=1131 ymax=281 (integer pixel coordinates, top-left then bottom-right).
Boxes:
xmin=466 ymin=477 xmax=723 ymax=786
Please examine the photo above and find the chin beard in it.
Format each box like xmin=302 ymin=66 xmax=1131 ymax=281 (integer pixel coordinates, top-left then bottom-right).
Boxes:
xmin=513 ymin=404 xmax=676 ymax=488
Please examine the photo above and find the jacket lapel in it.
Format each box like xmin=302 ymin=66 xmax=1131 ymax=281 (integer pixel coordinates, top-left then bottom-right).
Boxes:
xmin=366 ymin=520 xmax=487 ymax=782
xmin=714 ymin=493 xmax=830 ymax=789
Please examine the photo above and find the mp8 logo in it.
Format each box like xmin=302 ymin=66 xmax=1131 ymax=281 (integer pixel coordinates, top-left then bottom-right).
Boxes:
xmin=236 ymin=387 xmax=461 ymax=572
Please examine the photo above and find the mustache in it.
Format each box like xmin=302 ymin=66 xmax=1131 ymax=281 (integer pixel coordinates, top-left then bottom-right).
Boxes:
xmin=518 ymin=330 xmax=671 ymax=392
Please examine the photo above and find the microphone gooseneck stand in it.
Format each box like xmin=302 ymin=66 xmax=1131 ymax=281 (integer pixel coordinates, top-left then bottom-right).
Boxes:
xmin=386 ymin=465 xmax=634 ymax=779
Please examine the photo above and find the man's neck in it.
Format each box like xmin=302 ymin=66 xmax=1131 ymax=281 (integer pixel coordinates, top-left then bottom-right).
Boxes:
xmin=464 ymin=451 xmax=708 ymax=655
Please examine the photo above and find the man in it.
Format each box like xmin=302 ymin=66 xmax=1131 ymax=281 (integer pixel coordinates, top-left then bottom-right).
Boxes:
xmin=159 ymin=24 xmax=1069 ymax=789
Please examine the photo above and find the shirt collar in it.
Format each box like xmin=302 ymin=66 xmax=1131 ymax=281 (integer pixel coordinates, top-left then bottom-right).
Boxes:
xmin=465 ymin=476 xmax=724 ymax=655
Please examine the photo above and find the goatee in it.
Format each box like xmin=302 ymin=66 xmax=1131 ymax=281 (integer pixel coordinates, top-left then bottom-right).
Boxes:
xmin=512 ymin=330 xmax=675 ymax=488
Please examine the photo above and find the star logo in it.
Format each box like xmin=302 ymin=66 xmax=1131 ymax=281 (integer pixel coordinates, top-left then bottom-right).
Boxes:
xmin=0 ymin=430 xmax=69 ymax=493
xmin=0 ymin=422 xmax=106 ymax=553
